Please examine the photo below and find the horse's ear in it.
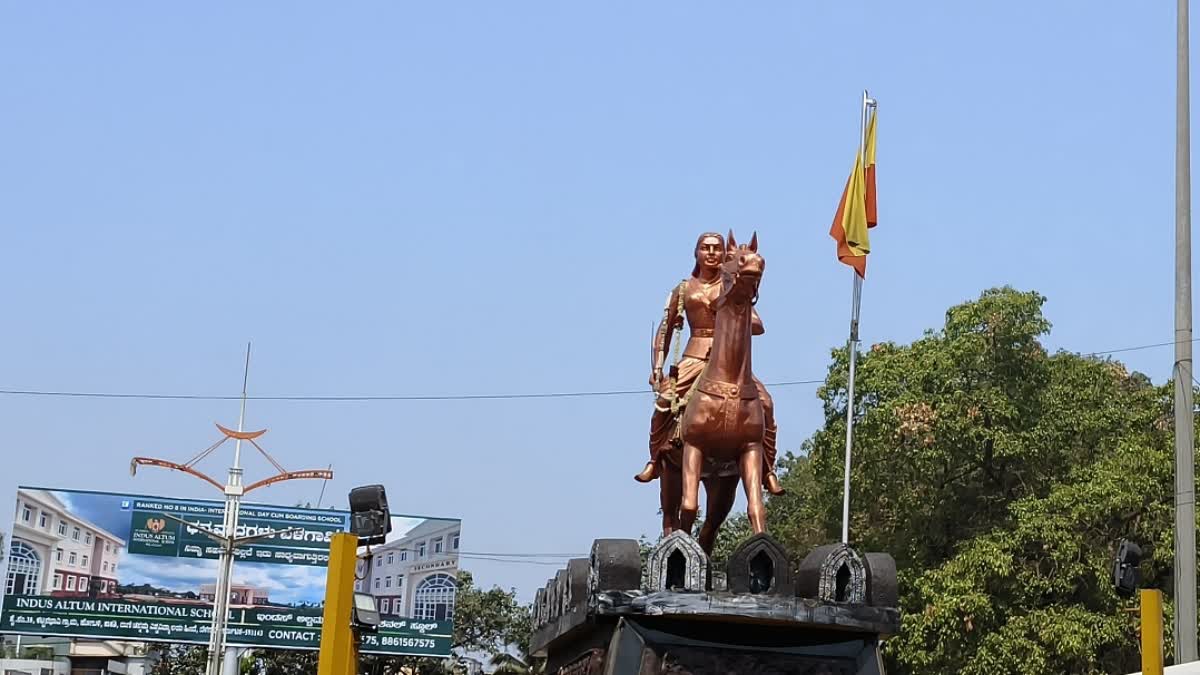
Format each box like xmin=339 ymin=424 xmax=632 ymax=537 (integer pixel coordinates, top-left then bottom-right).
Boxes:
xmin=749 ymin=231 xmax=758 ymax=252
xmin=727 ymin=230 xmax=738 ymax=249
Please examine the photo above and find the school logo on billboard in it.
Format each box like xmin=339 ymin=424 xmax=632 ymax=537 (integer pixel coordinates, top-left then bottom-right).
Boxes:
xmin=0 ymin=486 xmax=462 ymax=658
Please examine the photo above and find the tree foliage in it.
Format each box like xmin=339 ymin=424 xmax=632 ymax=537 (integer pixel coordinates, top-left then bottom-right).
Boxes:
xmin=719 ymin=287 xmax=1183 ymax=673
xmin=148 ymin=644 xmax=210 ymax=675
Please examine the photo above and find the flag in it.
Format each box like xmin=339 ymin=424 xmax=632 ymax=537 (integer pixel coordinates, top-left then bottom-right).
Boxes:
xmin=830 ymin=109 xmax=878 ymax=277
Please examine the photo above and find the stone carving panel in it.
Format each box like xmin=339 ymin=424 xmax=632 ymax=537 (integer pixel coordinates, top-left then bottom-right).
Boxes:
xmin=726 ymin=532 xmax=793 ymax=596
xmin=643 ymin=530 xmax=708 ymax=592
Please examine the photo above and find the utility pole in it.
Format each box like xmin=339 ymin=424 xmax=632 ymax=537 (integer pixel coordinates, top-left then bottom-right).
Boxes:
xmin=1176 ymin=0 xmax=1197 ymax=662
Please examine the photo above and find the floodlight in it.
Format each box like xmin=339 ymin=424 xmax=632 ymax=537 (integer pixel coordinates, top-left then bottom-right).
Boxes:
xmin=352 ymin=592 xmax=381 ymax=633
xmin=349 ymin=484 xmax=392 ymax=546
xmin=1113 ymin=538 xmax=1143 ymax=597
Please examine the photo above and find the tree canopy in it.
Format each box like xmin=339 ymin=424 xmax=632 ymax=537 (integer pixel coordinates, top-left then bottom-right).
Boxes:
xmin=714 ymin=286 xmax=1183 ymax=673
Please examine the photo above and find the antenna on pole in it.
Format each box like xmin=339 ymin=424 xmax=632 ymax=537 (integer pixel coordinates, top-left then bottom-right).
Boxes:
xmin=233 ymin=342 xmax=251 ymax=470
xmin=317 ymin=464 xmax=333 ymax=508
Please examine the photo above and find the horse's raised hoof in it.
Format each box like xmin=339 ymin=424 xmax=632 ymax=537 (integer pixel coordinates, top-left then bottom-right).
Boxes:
xmin=635 ymin=461 xmax=660 ymax=483
xmin=765 ymin=472 xmax=785 ymax=495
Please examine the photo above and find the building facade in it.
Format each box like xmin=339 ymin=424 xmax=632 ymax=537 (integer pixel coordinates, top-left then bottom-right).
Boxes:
xmin=199 ymin=583 xmax=271 ymax=607
xmin=355 ymin=519 xmax=460 ymax=621
xmin=8 ymin=489 xmax=125 ymax=599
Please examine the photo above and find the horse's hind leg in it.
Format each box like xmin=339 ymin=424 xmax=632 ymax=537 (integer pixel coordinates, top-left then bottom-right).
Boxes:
xmin=660 ymin=461 xmax=682 ymax=537
xmin=698 ymin=475 xmax=739 ymax=555
xmin=740 ymin=442 xmax=767 ymax=534
xmin=678 ymin=442 xmax=703 ymax=536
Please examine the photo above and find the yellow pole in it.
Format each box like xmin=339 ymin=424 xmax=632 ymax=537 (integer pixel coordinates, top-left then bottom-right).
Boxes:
xmin=318 ymin=532 xmax=360 ymax=675
xmin=1142 ymin=589 xmax=1165 ymax=675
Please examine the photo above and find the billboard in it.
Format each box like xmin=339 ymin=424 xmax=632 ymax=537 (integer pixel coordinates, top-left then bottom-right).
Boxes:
xmin=1 ymin=487 xmax=461 ymax=658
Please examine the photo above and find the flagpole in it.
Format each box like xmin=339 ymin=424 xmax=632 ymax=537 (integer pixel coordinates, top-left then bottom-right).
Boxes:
xmin=841 ymin=90 xmax=876 ymax=545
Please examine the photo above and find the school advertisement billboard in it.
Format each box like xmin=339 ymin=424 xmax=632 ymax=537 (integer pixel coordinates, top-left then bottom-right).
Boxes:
xmin=1 ymin=487 xmax=461 ymax=657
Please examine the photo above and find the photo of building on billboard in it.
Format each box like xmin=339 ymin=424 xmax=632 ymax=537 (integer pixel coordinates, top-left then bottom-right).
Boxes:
xmin=1 ymin=486 xmax=461 ymax=658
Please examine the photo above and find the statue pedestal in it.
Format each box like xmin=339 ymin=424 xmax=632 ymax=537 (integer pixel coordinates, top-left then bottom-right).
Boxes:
xmin=531 ymin=536 xmax=899 ymax=675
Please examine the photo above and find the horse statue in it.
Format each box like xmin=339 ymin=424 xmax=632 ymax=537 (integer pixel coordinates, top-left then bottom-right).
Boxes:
xmin=658 ymin=231 xmax=769 ymax=553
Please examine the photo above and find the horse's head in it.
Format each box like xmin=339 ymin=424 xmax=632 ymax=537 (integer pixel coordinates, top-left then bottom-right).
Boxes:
xmin=717 ymin=230 xmax=764 ymax=308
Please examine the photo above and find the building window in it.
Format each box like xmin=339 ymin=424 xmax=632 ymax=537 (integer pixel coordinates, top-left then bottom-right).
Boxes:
xmin=80 ymin=578 xmax=89 ymax=593
xmin=21 ymin=505 xmax=32 ymax=523
xmin=58 ymin=521 xmax=67 ymax=536
xmin=56 ymin=549 xmax=63 ymax=562
xmin=385 ymin=576 xmax=392 ymax=588
xmin=85 ymin=533 xmax=92 ymax=545
xmin=400 ymin=551 xmax=407 ymax=562
xmin=67 ymin=576 xmax=76 ymax=591
xmin=53 ymin=574 xmax=62 ymax=590
xmin=418 ymin=542 xmax=427 ymax=558
xmin=82 ymin=555 xmax=89 ymax=567
xmin=69 ymin=552 xmax=77 ymax=565
xmin=374 ymin=577 xmax=381 ymax=590
xmin=396 ymin=575 xmax=404 ymax=588
xmin=39 ymin=513 xmax=49 ymax=529
xmin=433 ymin=538 xmax=443 ymax=554
xmin=381 ymin=598 xmax=390 ymax=614
xmin=387 ymin=552 xmax=394 ymax=565
xmin=6 ymin=542 xmax=42 ymax=596
xmin=453 ymin=534 xmax=460 ymax=550
xmin=104 ymin=543 xmax=110 ymax=554
xmin=413 ymin=574 xmax=456 ymax=622
xmin=103 ymin=561 xmax=109 ymax=573
xmin=72 ymin=527 xmax=80 ymax=541
xmin=111 ymin=562 xmax=116 ymax=573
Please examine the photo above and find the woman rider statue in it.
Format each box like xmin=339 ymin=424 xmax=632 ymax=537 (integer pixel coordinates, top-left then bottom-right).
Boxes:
xmin=634 ymin=232 xmax=785 ymax=495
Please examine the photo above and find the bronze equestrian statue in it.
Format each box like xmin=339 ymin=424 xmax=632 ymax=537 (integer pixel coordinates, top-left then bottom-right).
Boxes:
xmin=636 ymin=231 xmax=776 ymax=552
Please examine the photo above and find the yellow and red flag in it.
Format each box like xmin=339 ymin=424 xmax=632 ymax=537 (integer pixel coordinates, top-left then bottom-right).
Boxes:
xmin=830 ymin=109 xmax=878 ymax=277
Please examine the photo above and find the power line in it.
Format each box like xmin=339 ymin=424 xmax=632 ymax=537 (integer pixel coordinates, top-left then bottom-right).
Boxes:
xmin=0 ymin=379 xmax=824 ymax=402
xmin=0 ymin=336 xmax=1194 ymax=404
xmin=458 ymin=551 xmax=588 ymax=558
xmin=1084 ymin=337 xmax=1200 ymax=357
xmin=458 ymin=555 xmax=573 ymax=566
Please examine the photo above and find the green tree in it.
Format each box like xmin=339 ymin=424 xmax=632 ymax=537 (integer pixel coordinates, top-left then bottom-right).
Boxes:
xmin=148 ymin=644 xmax=210 ymax=675
xmin=755 ymin=287 xmax=1181 ymax=674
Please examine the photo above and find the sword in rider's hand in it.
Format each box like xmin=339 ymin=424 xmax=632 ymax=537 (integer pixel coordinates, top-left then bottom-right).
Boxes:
xmin=650 ymin=321 xmax=657 ymax=390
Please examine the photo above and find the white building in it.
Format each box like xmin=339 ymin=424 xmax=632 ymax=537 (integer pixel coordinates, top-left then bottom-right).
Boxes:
xmin=8 ymin=489 xmax=125 ymax=599
xmin=355 ymin=519 xmax=460 ymax=621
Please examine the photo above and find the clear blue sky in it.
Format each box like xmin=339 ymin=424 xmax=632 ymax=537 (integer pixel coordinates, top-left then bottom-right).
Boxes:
xmin=0 ymin=2 xmax=1184 ymax=601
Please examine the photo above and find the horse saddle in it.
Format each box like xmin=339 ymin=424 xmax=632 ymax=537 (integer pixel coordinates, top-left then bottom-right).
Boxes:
xmin=696 ymin=378 xmax=758 ymax=400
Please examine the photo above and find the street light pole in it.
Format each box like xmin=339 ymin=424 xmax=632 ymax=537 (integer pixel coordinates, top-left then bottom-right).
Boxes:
xmin=129 ymin=344 xmax=334 ymax=675
xmin=204 ymin=344 xmax=252 ymax=675
xmin=1176 ymin=0 xmax=1197 ymax=662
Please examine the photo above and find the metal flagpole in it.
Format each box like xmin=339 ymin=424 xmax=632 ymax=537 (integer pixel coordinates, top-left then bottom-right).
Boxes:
xmin=841 ymin=90 xmax=876 ymax=545
xmin=205 ymin=343 xmax=252 ymax=675
xmin=1176 ymin=0 xmax=1197 ymax=661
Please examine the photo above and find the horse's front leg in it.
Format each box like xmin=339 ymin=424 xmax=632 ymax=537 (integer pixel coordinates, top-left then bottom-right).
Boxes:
xmin=679 ymin=442 xmax=703 ymax=536
xmin=740 ymin=442 xmax=767 ymax=534
xmin=660 ymin=460 xmax=682 ymax=537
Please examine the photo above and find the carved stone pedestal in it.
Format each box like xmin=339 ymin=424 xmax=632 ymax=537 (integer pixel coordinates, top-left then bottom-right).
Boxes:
xmin=532 ymin=535 xmax=899 ymax=675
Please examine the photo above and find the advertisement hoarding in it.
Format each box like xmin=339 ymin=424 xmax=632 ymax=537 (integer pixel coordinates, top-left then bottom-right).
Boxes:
xmin=1 ymin=487 xmax=461 ymax=658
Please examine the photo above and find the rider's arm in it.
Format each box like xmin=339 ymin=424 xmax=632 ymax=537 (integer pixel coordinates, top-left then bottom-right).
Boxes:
xmin=652 ymin=284 xmax=684 ymax=382
xmin=752 ymin=307 xmax=765 ymax=336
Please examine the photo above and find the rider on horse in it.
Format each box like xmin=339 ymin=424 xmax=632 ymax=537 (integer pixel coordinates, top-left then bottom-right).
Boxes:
xmin=635 ymin=232 xmax=784 ymax=496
